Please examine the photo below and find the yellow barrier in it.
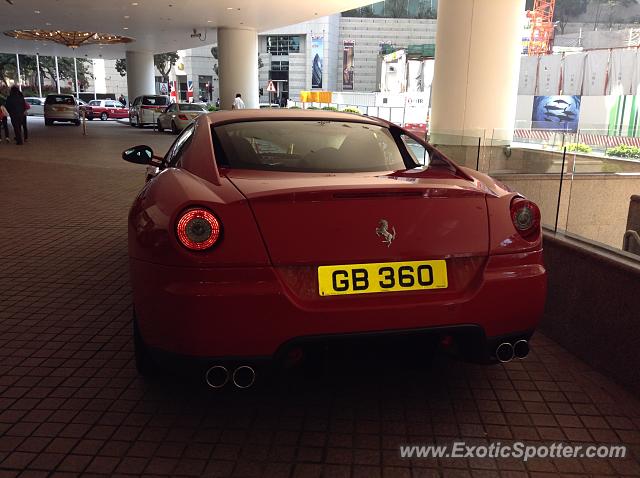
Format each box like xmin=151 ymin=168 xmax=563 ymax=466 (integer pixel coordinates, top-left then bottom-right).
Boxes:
xmin=299 ymin=91 xmax=332 ymax=103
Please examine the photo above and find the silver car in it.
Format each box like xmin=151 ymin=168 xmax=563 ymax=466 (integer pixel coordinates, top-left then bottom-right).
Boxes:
xmin=156 ymin=103 xmax=208 ymax=134
xmin=25 ymin=97 xmax=45 ymax=116
xmin=44 ymin=94 xmax=80 ymax=126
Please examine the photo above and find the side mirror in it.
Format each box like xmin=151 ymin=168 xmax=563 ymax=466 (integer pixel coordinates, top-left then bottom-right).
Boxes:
xmin=122 ymin=145 xmax=159 ymax=165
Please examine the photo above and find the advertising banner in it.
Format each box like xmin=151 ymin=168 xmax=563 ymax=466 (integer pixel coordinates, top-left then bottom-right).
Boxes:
xmin=311 ymin=34 xmax=323 ymax=89
xmin=562 ymin=53 xmax=586 ymax=96
xmin=532 ymin=95 xmax=581 ymax=132
xmin=343 ymin=40 xmax=354 ymax=91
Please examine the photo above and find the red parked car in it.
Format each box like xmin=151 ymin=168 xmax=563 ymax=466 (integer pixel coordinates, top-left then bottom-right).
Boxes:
xmin=87 ymin=99 xmax=128 ymax=121
xmin=123 ymin=110 xmax=546 ymax=388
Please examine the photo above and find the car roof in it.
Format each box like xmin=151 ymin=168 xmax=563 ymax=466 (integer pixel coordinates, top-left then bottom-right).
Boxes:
xmin=206 ymin=109 xmax=385 ymax=127
xmin=46 ymin=93 xmax=74 ymax=97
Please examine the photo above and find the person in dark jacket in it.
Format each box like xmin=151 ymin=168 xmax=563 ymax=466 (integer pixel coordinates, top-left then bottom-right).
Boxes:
xmin=5 ymin=86 xmax=26 ymax=145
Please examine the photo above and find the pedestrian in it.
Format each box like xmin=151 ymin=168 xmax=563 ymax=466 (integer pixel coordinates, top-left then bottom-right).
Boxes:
xmin=22 ymin=98 xmax=30 ymax=142
xmin=232 ymin=93 xmax=245 ymax=110
xmin=0 ymin=98 xmax=9 ymax=143
xmin=215 ymin=97 xmax=220 ymax=109
xmin=5 ymin=86 xmax=26 ymax=145
xmin=118 ymin=94 xmax=127 ymax=107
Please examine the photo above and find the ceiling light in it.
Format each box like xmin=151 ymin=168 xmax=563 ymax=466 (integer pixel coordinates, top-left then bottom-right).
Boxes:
xmin=34 ymin=10 xmax=40 ymax=13
xmin=123 ymin=27 xmax=129 ymax=30
xmin=131 ymin=2 xmax=139 ymax=5
xmin=226 ymin=6 xmax=233 ymax=9
xmin=124 ymin=15 xmax=130 ymax=19
xmin=207 ymin=20 xmax=212 ymax=23
xmin=45 ymin=22 xmax=51 ymax=26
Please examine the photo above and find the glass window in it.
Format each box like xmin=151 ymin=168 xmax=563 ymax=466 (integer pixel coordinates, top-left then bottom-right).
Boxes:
xmin=271 ymin=61 xmax=289 ymax=71
xmin=213 ymin=120 xmax=407 ymax=173
xmin=266 ymin=35 xmax=301 ymax=55
xmin=178 ymin=104 xmax=207 ymax=112
xmin=45 ymin=95 xmax=75 ymax=105
xmin=142 ymin=96 xmax=169 ymax=106
xmin=165 ymin=124 xmax=195 ymax=168
xmin=401 ymin=135 xmax=430 ymax=166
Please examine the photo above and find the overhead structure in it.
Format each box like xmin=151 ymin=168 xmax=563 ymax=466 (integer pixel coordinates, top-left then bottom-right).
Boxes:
xmin=4 ymin=29 xmax=133 ymax=49
xmin=527 ymin=0 xmax=556 ymax=56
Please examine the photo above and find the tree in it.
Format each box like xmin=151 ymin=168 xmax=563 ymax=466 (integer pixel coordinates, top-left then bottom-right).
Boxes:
xmin=554 ymin=0 xmax=589 ymax=34
xmin=115 ymin=52 xmax=180 ymax=82
xmin=593 ymin=0 xmax=638 ymax=29
xmin=385 ymin=0 xmax=409 ymax=18
xmin=0 ymin=53 xmax=91 ymax=91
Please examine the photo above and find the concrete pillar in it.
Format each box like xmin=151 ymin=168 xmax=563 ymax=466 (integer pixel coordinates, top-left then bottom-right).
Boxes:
xmin=430 ymin=0 xmax=525 ymax=143
xmin=126 ymin=51 xmax=156 ymax=101
xmin=218 ymin=27 xmax=258 ymax=109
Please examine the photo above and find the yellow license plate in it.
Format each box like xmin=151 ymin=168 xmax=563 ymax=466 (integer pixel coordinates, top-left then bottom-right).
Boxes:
xmin=318 ymin=260 xmax=448 ymax=297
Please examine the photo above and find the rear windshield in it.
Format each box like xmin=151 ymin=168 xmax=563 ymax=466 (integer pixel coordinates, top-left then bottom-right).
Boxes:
xmin=213 ymin=120 xmax=406 ymax=173
xmin=45 ymin=95 xmax=75 ymax=105
xmin=179 ymin=104 xmax=206 ymax=112
xmin=142 ymin=96 xmax=169 ymax=106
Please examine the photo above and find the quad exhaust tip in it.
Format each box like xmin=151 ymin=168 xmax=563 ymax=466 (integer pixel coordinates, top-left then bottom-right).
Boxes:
xmin=496 ymin=340 xmax=529 ymax=363
xmin=232 ymin=365 xmax=256 ymax=389
xmin=496 ymin=342 xmax=514 ymax=363
xmin=205 ymin=365 xmax=229 ymax=389
xmin=513 ymin=339 xmax=529 ymax=359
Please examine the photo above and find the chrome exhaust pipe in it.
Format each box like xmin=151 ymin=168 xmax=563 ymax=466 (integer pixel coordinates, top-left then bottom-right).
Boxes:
xmin=232 ymin=365 xmax=256 ymax=389
xmin=496 ymin=342 xmax=514 ymax=363
xmin=513 ymin=340 xmax=529 ymax=359
xmin=205 ymin=365 xmax=229 ymax=389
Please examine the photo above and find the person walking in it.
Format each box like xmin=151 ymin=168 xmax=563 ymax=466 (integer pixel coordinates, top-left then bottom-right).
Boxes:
xmin=0 ymin=99 xmax=9 ymax=143
xmin=118 ymin=94 xmax=127 ymax=107
xmin=5 ymin=86 xmax=26 ymax=145
xmin=22 ymin=98 xmax=30 ymax=142
xmin=231 ymin=93 xmax=245 ymax=110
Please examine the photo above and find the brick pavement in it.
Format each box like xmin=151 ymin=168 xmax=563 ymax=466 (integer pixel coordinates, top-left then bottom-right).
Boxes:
xmin=1 ymin=119 xmax=640 ymax=477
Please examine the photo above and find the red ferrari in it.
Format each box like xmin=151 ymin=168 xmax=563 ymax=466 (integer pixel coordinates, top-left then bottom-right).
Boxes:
xmin=123 ymin=110 xmax=546 ymax=388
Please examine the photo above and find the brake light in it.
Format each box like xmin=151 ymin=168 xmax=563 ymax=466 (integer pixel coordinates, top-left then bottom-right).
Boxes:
xmin=510 ymin=197 xmax=541 ymax=240
xmin=178 ymin=114 xmax=188 ymax=120
xmin=176 ymin=208 xmax=221 ymax=250
xmin=141 ymin=105 xmax=154 ymax=109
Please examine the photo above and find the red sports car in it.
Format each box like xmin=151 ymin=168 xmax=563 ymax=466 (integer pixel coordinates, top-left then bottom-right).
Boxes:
xmin=123 ymin=110 xmax=546 ymax=388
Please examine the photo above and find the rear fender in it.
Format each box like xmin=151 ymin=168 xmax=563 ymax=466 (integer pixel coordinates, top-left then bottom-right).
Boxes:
xmin=487 ymin=193 xmax=543 ymax=255
xmin=128 ymin=168 xmax=270 ymax=267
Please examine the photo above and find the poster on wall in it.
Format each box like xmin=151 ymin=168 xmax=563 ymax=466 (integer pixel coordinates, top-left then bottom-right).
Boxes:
xmin=532 ymin=95 xmax=581 ymax=132
xmin=311 ymin=34 xmax=323 ymax=89
xmin=342 ymin=40 xmax=354 ymax=91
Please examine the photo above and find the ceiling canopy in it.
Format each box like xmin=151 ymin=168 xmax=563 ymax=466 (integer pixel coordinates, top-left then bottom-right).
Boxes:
xmin=0 ymin=0 xmax=371 ymax=59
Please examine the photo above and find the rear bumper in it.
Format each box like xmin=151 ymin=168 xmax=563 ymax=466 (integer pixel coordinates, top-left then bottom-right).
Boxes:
xmin=45 ymin=112 xmax=79 ymax=121
xmin=131 ymin=250 xmax=546 ymax=360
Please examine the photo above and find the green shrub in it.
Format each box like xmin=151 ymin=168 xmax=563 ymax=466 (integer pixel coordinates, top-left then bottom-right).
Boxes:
xmin=306 ymin=106 xmax=319 ymax=110
xmin=207 ymin=105 xmax=219 ymax=112
xmin=606 ymin=144 xmax=640 ymax=159
xmin=565 ymin=143 xmax=592 ymax=154
xmin=288 ymin=106 xmax=301 ymax=109
xmin=342 ymin=107 xmax=361 ymax=114
xmin=321 ymin=106 xmax=339 ymax=111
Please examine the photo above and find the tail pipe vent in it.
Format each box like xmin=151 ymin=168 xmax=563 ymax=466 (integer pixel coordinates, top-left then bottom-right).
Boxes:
xmin=205 ymin=365 xmax=229 ymax=389
xmin=496 ymin=340 xmax=529 ymax=363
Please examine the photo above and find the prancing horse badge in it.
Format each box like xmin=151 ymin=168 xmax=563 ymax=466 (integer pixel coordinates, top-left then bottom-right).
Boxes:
xmin=376 ymin=219 xmax=396 ymax=247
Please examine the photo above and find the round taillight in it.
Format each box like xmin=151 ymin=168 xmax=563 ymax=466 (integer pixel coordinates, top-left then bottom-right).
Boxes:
xmin=176 ymin=208 xmax=221 ymax=250
xmin=510 ymin=197 xmax=540 ymax=240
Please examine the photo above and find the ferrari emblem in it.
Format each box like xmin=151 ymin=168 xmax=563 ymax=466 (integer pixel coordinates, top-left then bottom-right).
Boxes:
xmin=376 ymin=219 xmax=396 ymax=247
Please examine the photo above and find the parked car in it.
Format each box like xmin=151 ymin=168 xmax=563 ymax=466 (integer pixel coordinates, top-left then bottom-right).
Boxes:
xmin=129 ymin=95 xmax=170 ymax=127
xmin=122 ymin=110 xmax=546 ymax=386
xmin=24 ymin=97 xmax=45 ymax=116
xmin=44 ymin=94 xmax=80 ymax=125
xmin=87 ymin=99 xmax=128 ymax=121
xmin=156 ymin=103 xmax=208 ymax=134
